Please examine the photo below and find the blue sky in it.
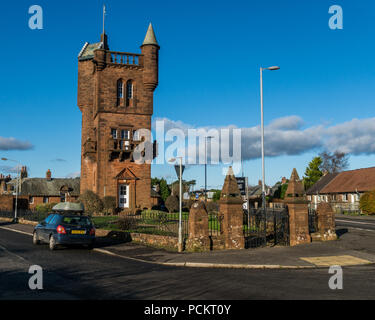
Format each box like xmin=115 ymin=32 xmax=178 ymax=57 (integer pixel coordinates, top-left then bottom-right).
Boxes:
xmin=0 ymin=0 xmax=374 ymax=189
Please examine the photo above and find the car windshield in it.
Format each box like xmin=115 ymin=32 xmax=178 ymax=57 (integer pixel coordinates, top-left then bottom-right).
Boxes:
xmin=61 ymin=216 xmax=92 ymax=227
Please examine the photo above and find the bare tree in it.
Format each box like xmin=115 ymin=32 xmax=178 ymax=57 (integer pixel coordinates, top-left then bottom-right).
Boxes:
xmin=319 ymin=151 xmax=349 ymax=173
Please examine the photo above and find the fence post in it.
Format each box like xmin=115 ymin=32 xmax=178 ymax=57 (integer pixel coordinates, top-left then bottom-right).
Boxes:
xmin=219 ymin=167 xmax=245 ymax=250
xmin=284 ymin=168 xmax=311 ymax=246
xmin=311 ymin=203 xmax=337 ymax=241
xmin=185 ymin=201 xmax=210 ymax=252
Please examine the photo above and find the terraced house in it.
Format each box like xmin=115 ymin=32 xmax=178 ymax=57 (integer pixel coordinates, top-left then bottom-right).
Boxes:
xmin=0 ymin=169 xmax=79 ymax=211
xmin=306 ymin=167 xmax=375 ymax=212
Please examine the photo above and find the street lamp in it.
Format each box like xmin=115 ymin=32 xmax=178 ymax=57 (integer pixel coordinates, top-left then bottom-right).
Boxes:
xmin=204 ymin=136 xmax=214 ymax=202
xmin=168 ymin=156 xmax=183 ymax=252
xmin=260 ymin=66 xmax=280 ymax=220
xmin=1 ymin=157 xmax=22 ymax=223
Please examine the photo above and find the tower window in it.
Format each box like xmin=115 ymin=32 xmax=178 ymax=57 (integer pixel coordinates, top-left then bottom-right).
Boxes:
xmin=126 ymin=80 xmax=133 ymax=99
xmin=111 ymin=129 xmax=117 ymax=139
xmin=121 ymin=130 xmax=130 ymax=140
xmin=117 ymin=79 xmax=123 ymax=99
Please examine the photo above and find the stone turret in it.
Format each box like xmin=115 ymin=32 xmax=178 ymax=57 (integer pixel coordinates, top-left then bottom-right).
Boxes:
xmin=219 ymin=167 xmax=244 ymax=249
xmin=141 ymin=23 xmax=159 ymax=93
xmin=284 ymin=168 xmax=311 ymax=246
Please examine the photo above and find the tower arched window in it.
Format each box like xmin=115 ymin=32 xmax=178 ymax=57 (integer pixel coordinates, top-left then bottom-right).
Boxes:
xmin=126 ymin=80 xmax=134 ymax=106
xmin=117 ymin=79 xmax=123 ymax=99
xmin=126 ymin=80 xmax=133 ymax=99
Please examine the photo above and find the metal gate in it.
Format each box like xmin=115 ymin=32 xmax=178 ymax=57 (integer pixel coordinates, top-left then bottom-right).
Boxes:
xmin=243 ymin=208 xmax=289 ymax=248
xmin=308 ymin=207 xmax=318 ymax=233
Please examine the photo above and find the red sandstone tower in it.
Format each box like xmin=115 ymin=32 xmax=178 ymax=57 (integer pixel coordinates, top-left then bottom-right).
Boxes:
xmin=77 ymin=23 xmax=159 ymax=211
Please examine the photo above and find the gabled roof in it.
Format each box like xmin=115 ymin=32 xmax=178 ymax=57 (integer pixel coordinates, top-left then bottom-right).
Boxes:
xmin=78 ymin=42 xmax=103 ymax=61
xmin=15 ymin=178 xmax=80 ymax=196
xmin=320 ymin=167 xmax=375 ymax=194
xmin=306 ymin=172 xmax=339 ymax=195
xmin=115 ymin=168 xmax=138 ymax=180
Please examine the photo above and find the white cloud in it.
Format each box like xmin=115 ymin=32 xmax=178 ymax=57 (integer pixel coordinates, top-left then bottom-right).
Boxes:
xmin=153 ymin=116 xmax=375 ymax=162
xmin=66 ymin=172 xmax=80 ymax=178
xmin=0 ymin=137 xmax=33 ymax=150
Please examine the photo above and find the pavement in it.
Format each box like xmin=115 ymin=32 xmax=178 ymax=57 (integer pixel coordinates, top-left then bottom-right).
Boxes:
xmin=1 ymin=213 xmax=375 ymax=269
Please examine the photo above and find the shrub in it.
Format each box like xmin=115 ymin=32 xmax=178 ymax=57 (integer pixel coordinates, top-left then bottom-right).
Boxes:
xmin=35 ymin=203 xmax=58 ymax=214
xmin=115 ymin=216 xmax=138 ymax=231
xmin=165 ymin=195 xmax=179 ymax=213
xmin=78 ymin=190 xmax=104 ymax=216
xmin=360 ymin=190 xmax=375 ymax=215
xmin=102 ymin=196 xmax=117 ymax=215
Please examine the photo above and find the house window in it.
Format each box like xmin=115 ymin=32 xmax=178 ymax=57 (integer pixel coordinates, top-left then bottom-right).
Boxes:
xmin=43 ymin=197 xmax=49 ymax=204
xmin=133 ymin=130 xmax=140 ymax=141
xmin=342 ymin=194 xmax=348 ymax=201
xmin=29 ymin=197 xmax=34 ymax=204
xmin=121 ymin=130 xmax=130 ymax=140
xmin=111 ymin=129 xmax=117 ymax=139
xmin=126 ymin=80 xmax=133 ymax=99
xmin=60 ymin=192 xmax=66 ymax=203
xmin=117 ymin=79 xmax=123 ymax=99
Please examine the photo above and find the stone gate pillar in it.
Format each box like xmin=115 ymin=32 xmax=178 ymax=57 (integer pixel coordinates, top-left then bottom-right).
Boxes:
xmin=219 ymin=167 xmax=245 ymax=250
xmin=311 ymin=202 xmax=337 ymax=241
xmin=284 ymin=168 xmax=311 ymax=246
xmin=185 ymin=201 xmax=210 ymax=251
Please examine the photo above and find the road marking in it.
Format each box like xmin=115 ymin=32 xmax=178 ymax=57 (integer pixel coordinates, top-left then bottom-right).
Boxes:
xmin=336 ymin=219 xmax=375 ymax=226
xmin=300 ymin=255 xmax=372 ymax=267
xmin=0 ymin=226 xmax=33 ymax=236
xmin=0 ymin=242 xmax=29 ymax=262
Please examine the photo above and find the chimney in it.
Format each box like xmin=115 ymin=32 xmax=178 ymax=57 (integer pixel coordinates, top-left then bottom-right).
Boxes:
xmin=20 ymin=166 xmax=28 ymax=179
xmin=258 ymin=180 xmax=262 ymax=186
xmin=46 ymin=169 xmax=52 ymax=181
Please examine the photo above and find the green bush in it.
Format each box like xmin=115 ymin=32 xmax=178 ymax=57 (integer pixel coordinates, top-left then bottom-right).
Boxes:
xmin=165 ymin=195 xmax=179 ymax=213
xmin=102 ymin=196 xmax=117 ymax=215
xmin=115 ymin=216 xmax=138 ymax=231
xmin=78 ymin=190 xmax=104 ymax=216
xmin=35 ymin=203 xmax=58 ymax=214
xmin=360 ymin=190 xmax=375 ymax=215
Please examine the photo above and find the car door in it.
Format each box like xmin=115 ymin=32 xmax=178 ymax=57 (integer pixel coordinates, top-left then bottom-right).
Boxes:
xmin=37 ymin=214 xmax=54 ymax=242
xmin=44 ymin=214 xmax=59 ymax=239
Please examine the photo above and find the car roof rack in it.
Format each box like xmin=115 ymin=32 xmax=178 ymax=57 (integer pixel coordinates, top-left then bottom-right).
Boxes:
xmin=52 ymin=202 xmax=85 ymax=215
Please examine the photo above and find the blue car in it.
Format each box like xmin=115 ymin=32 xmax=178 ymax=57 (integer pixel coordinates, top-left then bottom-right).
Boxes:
xmin=33 ymin=213 xmax=96 ymax=250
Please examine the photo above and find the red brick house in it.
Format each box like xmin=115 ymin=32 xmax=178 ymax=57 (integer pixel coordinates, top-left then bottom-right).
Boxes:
xmin=0 ymin=169 xmax=80 ymax=211
xmin=306 ymin=167 xmax=375 ymax=211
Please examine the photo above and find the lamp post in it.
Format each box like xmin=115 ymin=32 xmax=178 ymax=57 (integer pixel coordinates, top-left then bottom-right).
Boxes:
xmin=1 ymin=157 xmax=21 ymax=223
xmin=260 ymin=66 xmax=280 ymax=243
xmin=260 ymin=66 xmax=280 ymax=211
xmin=204 ymin=136 xmax=213 ymax=202
xmin=169 ymin=156 xmax=183 ymax=252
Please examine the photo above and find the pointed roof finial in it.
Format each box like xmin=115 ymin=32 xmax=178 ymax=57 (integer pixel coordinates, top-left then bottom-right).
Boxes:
xmin=142 ymin=23 xmax=159 ymax=47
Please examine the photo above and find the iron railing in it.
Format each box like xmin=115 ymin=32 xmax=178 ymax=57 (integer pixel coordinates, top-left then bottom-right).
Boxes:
xmin=243 ymin=208 xmax=289 ymax=248
xmin=0 ymin=210 xmax=48 ymax=222
xmin=120 ymin=211 xmax=189 ymax=238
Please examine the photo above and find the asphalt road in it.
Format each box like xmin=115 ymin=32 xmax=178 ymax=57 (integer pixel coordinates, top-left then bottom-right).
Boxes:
xmin=335 ymin=215 xmax=375 ymax=231
xmin=1 ymin=227 xmax=375 ymax=300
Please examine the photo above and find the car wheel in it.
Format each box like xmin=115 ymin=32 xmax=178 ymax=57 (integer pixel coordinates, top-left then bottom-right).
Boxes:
xmin=49 ymin=235 xmax=57 ymax=251
xmin=32 ymin=232 xmax=40 ymax=245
